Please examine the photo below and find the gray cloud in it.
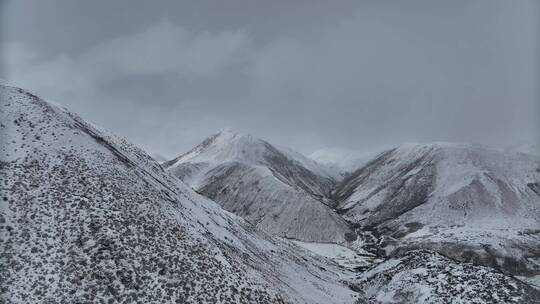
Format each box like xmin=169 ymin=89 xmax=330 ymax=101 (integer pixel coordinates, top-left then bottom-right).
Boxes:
xmin=83 ymin=20 xmax=251 ymax=80
xmin=2 ymin=0 xmax=538 ymax=157
xmin=5 ymin=19 xmax=251 ymax=96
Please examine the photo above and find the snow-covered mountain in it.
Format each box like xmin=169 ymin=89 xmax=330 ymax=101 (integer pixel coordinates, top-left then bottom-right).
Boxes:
xmin=0 ymin=85 xmax=357 ymax=303
xmin=163 ymin=129 xmax=355 ymax=243
xmin=333 ymin=142 xmax=540 ymax=276
xmin=2 ymin=85 xmax=538 ymax=303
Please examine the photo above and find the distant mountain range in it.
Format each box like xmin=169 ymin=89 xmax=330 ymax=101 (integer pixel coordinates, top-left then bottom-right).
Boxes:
xmin=2 ymin=84 xmax=539 ymax=303
xmin=165 ymin=129 xmax=540 ymax=285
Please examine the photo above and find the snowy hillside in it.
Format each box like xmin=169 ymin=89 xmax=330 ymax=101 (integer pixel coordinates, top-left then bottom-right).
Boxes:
xmin=163 ymin=129 xmax=355 ymax=243
xmin=352 ymin=250 xmax=540 ymax=303
xmin=0 ymin=85 xmax=358 ymax=304
xmin=333 ymin=142 xmax=540 ymax=276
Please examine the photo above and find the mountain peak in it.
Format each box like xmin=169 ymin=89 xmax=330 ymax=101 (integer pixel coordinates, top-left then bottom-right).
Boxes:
xmin=164 ymin=129 xmax=273 ymax=169
xmin=164 ymin=128 xmax=351 ymax=243
xmin=166 ymin=129 xmax=342 ymax=180
xmin=213 ymin=128 xmax=260 ymax=145
xmin=395 ymin=141 xmax=476 ymax=151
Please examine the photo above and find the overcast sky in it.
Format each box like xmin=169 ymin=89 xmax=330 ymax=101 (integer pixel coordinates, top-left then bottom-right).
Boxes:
xmin=1 ymin=0 xmax=538 ymax=158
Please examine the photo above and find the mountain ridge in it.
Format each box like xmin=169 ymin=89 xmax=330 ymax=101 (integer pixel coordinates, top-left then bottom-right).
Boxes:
xmin=332 ymin=142 xmax=540 ymax=277
xmin=0 ymin=84 xmax=359 ymax=303
xmin=169 ymin=131 xmax=540 ymax=279
xmin=163 ymin=129 xmax=357 ymax=243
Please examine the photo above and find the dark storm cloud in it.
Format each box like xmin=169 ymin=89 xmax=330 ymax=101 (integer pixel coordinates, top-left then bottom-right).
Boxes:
xmin=2 ymin=0 xmax=538 ymax=157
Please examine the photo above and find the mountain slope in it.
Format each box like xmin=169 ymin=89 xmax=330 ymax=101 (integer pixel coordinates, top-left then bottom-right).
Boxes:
xmin=0 ymin=85 xmax=357 ymax=304
xmin=353 ymin=250 xmax=540 ymax=303
xmin=333 ymin=143 xmax=540 ymax=276
xmin=164 ymin=130 xmax=355 ymax=243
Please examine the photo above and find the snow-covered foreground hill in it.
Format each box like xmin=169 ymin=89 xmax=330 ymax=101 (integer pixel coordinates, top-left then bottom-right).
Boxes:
xmin=163 ymin=130 xmax=354 ymax=243
xmin=333 ymin=143 xmax=540 ymax=276
xmin=1 ymin=84 xmax=538 ymax=303
xmin=0 ymin=85 xmax=357 ymax=303
xmin=352 ymin=250 xmax=540 ymax=303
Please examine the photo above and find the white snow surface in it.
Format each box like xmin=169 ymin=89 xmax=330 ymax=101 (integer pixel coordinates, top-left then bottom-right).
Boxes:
xmin=292 ymin=240 xmax=375 ymax=269
xmin=353 ymin=250 xmax=540 ymax=303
